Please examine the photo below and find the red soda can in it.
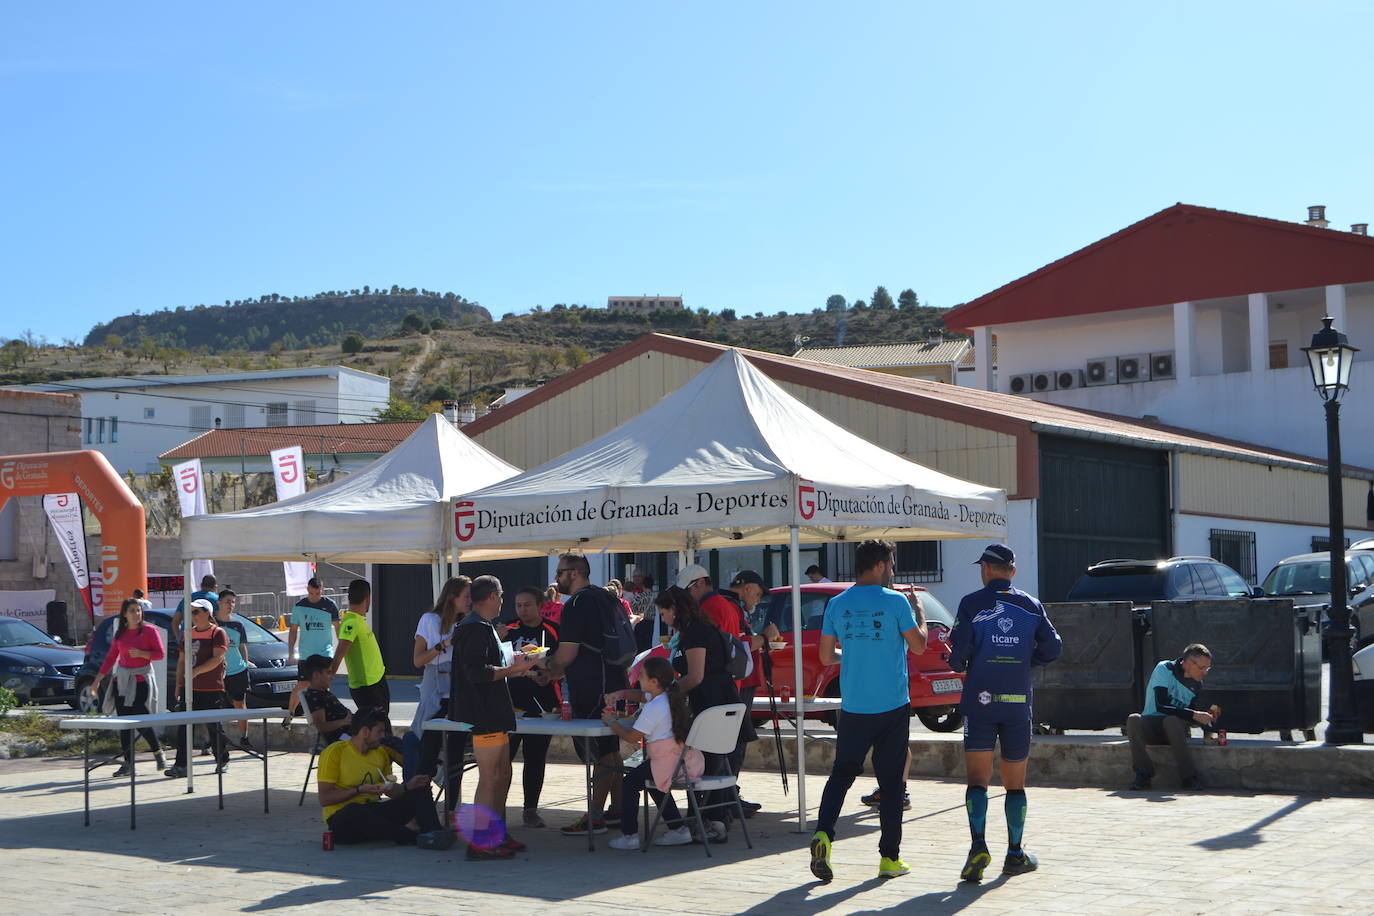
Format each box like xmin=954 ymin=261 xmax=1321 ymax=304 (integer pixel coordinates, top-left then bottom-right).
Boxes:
xmin=560 ymin=700 xmax=572 ymax=721
xmin=322 ymin=831 xmax=334 ymax=851
xmin=1217 ymin=729 xmax=1228 ymax=746
xmin=780 ymin=685 xmax=793 ymax=703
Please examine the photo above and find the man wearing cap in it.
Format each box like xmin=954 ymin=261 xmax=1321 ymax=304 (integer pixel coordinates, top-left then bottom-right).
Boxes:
xmin=949 ymin=544 xmax=1062 ymax=883
xmin=164 ymin=598 xmax=230 ymax=778
xmin=722 ymin=570 xmax=783 ymax=816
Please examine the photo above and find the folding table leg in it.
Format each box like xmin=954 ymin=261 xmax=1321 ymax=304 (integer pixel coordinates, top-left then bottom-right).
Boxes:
xmin=262 ymin=716 xmax=270 ymax=814
xmin=585 ymin=756 xmax=595 ymax=853
xmin=129 ymin=728 xmax=137 ymax=831
xmin=83 ymin=731 xmax=90 ymax=827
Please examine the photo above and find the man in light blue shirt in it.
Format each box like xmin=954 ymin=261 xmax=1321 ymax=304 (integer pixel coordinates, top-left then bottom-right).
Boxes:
xmin=288 ymin=577 xmax=340 ymax=661
xmin=808 ymin=539 xmax=927 ymax=884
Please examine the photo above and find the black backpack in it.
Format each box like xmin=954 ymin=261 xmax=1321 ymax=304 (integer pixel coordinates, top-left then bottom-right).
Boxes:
xmin=575 ymin=587 xmax=638 ymax=668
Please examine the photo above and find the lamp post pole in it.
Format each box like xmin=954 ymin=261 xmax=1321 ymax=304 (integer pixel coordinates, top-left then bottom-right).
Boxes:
xmin=1322 ymin=396 xmax=1363 ymax=745
xmin=1304 ymin=316 xmax=1364 ymax=746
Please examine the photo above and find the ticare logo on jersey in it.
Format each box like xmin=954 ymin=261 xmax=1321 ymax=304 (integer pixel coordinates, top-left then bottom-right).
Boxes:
xmin=998 ymin=617 xmax=1013 ymax=633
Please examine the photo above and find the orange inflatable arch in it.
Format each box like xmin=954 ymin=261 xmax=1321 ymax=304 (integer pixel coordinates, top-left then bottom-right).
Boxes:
xmin=0 ymin=449 xmax=146 ymax=615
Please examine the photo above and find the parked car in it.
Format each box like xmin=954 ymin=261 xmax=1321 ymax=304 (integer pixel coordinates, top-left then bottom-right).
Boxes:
xmin=1259 ymin=549 xmax=1374 ymax=649
xmin=1065 ymin=556 xmax=1259 ymax=607
xmin=756 ymin=582 xmax=966 ymax=732
xmin=76 ymin=609 xmax=299 ymax=713
xmin=0 ymin=616 xmax=85 ymax=708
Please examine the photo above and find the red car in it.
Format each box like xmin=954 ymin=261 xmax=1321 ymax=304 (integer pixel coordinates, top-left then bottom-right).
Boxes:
xmin=753 ymin=582 xmax=965 ymax=732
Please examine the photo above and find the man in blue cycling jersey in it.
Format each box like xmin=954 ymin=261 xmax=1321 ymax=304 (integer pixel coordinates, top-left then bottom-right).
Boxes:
xmin=949 ymin=544 xmax=1061 ymax=882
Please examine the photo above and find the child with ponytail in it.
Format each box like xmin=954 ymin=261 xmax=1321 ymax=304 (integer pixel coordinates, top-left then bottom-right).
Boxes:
xmin=602 ymin=656 xmax=703 ymax=849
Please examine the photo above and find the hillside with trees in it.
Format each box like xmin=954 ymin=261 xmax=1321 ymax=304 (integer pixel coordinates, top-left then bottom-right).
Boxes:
xmin=83 ymin=288 xmax=490 ymax=352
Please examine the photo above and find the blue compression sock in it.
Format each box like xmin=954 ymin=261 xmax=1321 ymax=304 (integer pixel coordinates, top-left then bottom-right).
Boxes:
xmin=965 ymin=786 xmax=988 ymax=845
xmin=1006 ymin=789 xmax=1027 ymax=851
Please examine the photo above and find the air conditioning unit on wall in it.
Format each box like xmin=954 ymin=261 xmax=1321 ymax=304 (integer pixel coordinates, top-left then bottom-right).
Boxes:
xmin=1150 ymin=352 xmax=1176 ymax=380
xmin=1117 ymin=353 xmax=1150 ymax=383
xmin=1056 ymin=369 xmax=1086 ymax=390
xmin=1008 ymin=374 xmax=1034 ymax=395
xmin=1030 ymin=370 xmax=1057 ymax=392
xmin=1085 ymin=357 xmax=1118 ymax=386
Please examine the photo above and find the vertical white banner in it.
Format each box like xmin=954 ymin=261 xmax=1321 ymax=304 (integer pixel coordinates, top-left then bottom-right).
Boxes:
xmin=42 ymin=493 xmax=94 ymax=619
xmin=88 ymin=570 xmax=105 ymax=617
xmin=271 ymin=446 xmax=314 ymax=595
xmin=171 ymin=458 xmax=214 ymax=586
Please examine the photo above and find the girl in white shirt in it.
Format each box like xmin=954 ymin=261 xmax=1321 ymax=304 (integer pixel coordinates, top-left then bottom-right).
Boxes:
xmin=603 ymin=656 xmax=704 ymax=849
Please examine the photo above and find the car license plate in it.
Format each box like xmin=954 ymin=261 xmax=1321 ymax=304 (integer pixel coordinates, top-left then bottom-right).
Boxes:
xmin=931 ymin=678 xmax=962 ymax=693
xmin=60 ymin=678 xmax=75 ymax=689
xmin=271 ymin=681 xmax=292 ymax=693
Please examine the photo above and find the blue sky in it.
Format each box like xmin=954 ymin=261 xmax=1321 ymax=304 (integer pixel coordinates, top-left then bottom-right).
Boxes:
xmin=4 ymin=2 xmax=1374 ymax=344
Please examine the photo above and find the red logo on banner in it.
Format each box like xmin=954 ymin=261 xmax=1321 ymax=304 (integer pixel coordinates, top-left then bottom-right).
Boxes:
xmin=0 ymin=461 xmax=14 ymax=490
xmin=53 ymin=494 xmax=70 ymax=508
xmin=277 ymin=452 xmax=300 ymax=484
xmin=798 ymin=480 xmax=816 ymax=520
xmin=178 ymin=466 xmax=199 ymax=494
xmin=454 ymin=501 xmax=476 ymax=542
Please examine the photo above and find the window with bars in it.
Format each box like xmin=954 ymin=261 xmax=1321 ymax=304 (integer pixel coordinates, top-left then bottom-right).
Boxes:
xmin=224 ymin=404 xmax=245 ymax=429
xmin=895 ymin=540 xmax=943 ymax=584
xmin=293 ymin=399 xmax=317 ymax=426
xmin=1208 ymin=529 xmax=1257 ymax=584
xmin=190 ymin=405 xmax=212 ymax=429
xmin=1312 ymin=535 xmax=1351 ymax=553
xmin=265 ymin=402 xmax=289 ymax=427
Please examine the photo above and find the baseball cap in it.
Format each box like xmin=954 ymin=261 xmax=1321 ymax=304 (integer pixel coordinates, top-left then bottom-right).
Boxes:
xmin=675 ymin=564 xmax=711 ymax=589
xmin=973 ymin=544 xmax=1016 ymax=566
xmin=729 ymin=569 xmax=764 ymax=589
xmin=189 ymin=597 xmax=214 ymax=613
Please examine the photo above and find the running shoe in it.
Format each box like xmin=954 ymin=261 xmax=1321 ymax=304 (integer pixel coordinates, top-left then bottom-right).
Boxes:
xmin=112 ymin=764 xmax=133 ymax=778
xmin=860 ymin=788 xmax=912 ymax=810
xmin=416 ymin=829 xmax=457 ymax=851
xmin=559 ymin=815 xmax=608 ymax=836
xmin=500 ymin=834 xmax=526 ymax=852
xmin=1003 ymin=849 xmax=1039 ymax=875
xmin=960 ymin=844 xmax=991 ymax=883
xmin=878 ymin=856 xmax=911 ymax=879
xmin=1128 ymin=770 xmax=1153 ymax=790
xmin=608 ymin=833 xmax=643 ymax=850
xmin=239 ymin=734 xmax=255 ymax=752
xmin=465 ymin=843 xmax=514 ymax=861
xmin=809 ymin=831 xmax=833 ymax=883
xmin=522 ymin=809 xmax=546 ymax=829
xmin=163 ymin=766 xmax=187 ymax=779
xmin=655 ymin=825 xmax=693 ymax=846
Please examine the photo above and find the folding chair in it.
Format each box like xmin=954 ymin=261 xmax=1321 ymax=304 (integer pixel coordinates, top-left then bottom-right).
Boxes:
xmin=644 ymin=703 xmax=753 ymax=858
xmin=296 ymin=691 xmax=332 ymax=806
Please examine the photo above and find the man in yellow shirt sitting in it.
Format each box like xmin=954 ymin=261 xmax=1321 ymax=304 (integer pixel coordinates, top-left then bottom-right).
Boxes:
xmin=318 ymin=707 xmax=454 ymax=849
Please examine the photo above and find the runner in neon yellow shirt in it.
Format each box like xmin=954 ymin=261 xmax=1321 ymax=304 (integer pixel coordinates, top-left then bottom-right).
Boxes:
xmin=331 ymin=579 xmax=389 ymax=712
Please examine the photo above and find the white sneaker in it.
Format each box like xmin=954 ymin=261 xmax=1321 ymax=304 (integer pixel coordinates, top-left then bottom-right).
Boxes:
xmin=655 ymin=825 xmax=694 ymax=846
xmin=608 ymin=833 xmax=642 ymax=850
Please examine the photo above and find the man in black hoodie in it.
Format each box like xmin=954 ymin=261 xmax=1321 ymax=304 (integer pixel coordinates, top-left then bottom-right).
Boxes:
xmin=452 ymin=575 xmax=535 ymax=860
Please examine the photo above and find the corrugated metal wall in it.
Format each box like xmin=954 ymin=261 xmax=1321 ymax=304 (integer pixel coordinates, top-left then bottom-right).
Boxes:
xmin=471 ymin=352 xmax=1019 ymax=490
xmin=1177 ymin=453 xmax=1368 ymax=527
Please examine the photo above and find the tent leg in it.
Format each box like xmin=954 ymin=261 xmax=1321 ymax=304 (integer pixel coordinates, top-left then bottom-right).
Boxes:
xmin=790 ymin=526 xmax=806 ymax=831
xmin=183 ymin=560 xmax=195 ymax=795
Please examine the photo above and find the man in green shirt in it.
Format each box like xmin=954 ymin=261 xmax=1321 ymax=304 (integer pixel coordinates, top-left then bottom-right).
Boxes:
xmin=331 ymin=579 xmax=389 ymax=713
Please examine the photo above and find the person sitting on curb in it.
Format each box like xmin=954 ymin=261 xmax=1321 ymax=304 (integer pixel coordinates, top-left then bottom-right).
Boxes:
xmin=317 ymin=707 xmax=455 ymax=849
xmin=1126 ymin=643 xmax=1216 ymax=790
xmin=295 ymin=653 xmax=353 ymax=742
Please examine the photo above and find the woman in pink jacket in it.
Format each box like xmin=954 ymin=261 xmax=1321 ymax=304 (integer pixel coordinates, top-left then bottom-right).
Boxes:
xmin=91 ymin=598 xmax=167 ymax=776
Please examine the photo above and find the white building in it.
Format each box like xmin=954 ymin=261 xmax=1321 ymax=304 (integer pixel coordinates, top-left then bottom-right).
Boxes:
xmin=946 ymin=203 xmax=1374 ymax=467
xmin=607 ymin=295 xmax=683 ymax=314
xmin=16 ymin=366 xmax=390 ymax=474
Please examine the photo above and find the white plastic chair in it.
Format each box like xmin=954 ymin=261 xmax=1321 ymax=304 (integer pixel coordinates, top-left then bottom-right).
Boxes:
xmin=644 ymin=702 xmax=753 ymax=857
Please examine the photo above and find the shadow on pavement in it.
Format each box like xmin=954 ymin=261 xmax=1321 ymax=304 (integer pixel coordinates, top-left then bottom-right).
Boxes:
xmin=1192 ymin=795 xmax=1320 ymax=850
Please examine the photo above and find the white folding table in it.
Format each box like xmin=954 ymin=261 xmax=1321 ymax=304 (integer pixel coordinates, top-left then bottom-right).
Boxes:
xmin=423 ymin=715 xmax=620 ymax=851
xmin=60 ymin=707 xmax=281 ymax=830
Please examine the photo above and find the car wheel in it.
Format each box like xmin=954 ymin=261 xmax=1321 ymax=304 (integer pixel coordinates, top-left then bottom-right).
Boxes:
xmin=916 ymin=707 xmax=964 ymax=733
xmin=77 ymin=678 xmax=100 ymax=714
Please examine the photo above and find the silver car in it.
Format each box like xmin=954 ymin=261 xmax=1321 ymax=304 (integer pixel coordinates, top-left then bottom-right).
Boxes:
xmin=1259 ymin=549 xmax=1374 ymax=648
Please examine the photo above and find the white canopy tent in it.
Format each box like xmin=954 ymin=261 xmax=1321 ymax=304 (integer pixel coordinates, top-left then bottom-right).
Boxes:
xmin=176 ymin=413 xmax=521 ymax=791
xmin=452 ymin=349 xmax=1009 ymax=827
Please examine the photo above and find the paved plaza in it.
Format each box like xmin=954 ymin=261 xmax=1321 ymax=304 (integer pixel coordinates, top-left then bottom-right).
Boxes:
xmin=3 ymin=746 xmax=1373 ymax=915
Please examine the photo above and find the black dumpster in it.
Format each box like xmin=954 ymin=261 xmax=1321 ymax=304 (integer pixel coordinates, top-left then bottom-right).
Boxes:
xmin=1031 ymin=601 xmax=1139 ymax=730
xmin=1148 ymin=598 xmax=1317 ymax=735
xmin=1355 ymin=642 xmax=1374 ymax=733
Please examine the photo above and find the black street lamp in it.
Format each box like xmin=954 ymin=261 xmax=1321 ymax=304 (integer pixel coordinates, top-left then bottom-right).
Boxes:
xmin=1301 ymin=316 xmax=1364 ymax=745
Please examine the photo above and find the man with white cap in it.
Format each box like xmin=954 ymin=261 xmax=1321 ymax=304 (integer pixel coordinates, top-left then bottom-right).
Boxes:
xmin=949 ymin=544 xmax=1061 ymax=883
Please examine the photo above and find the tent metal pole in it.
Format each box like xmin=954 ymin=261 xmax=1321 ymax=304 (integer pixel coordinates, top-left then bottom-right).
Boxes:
xmin=183 ymin=559 xmax=195 ymax=794
xmin=790 ymin=525 xmax=806 ymax=830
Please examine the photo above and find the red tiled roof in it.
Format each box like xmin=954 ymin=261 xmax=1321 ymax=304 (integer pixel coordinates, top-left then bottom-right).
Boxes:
xmin=944 ymin=203 xmax=1374 ymax=333
xmin=160 ymin=421 xmax=422 ymax=460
